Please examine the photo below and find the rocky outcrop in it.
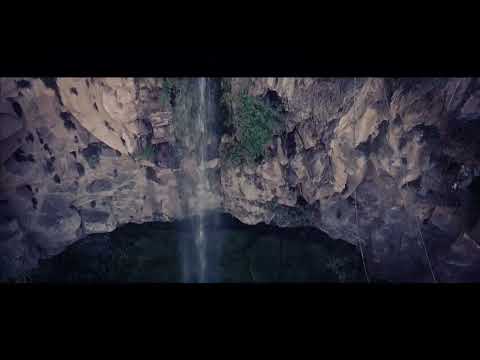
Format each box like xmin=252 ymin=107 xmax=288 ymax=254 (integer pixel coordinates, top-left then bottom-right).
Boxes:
xmin=0 ymin=78 xmax=182 ymax=279
xmin=220 ymin=78 xmax=480 ymax=281
xmin=1 ymin=77 xmax=479 ymax=281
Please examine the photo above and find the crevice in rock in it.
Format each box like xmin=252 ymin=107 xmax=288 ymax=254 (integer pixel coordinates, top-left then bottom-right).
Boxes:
xmin=81 ymin=143 xmax=103 ymax=169
xmin=60 ymin=112 xmax=77 ymax=130
xmin=15 ymin=184 xmax=33 ymax=199
xmin=39 ymin=78 xmax=63 ymax=106
xmin=25 ymin=132 xmax=34 ymax=143
xmin=410 ymin=124 xmax=441 ymax=144
xmin=294 ymin=126 xmax=306 ymax=150
xmin=9 ymin=100 xmax=23 ymax=118
xmin=354 ymin=120 xmax=389 ymax=158
xmin=44 ymin=158 xmax=55 ymax=174
xmin=16 ymin=80 xmax=31 ymax=89
xmin=35 ymin=129 xmax=44 ymax=144
xmin=104 ymin=121 xmax=114 ymax=132
xmin=13 ymin=148 xmax=34 ymax=162
xmin=285 ymin=130 xmax=296 ymax=158
xmin=262 ymin=89 xmax=286 ymax=113
xmin=404 ymin=176 xmax=422 ymax=190
xmin=75 ymin=162 xmax=85 ymax=177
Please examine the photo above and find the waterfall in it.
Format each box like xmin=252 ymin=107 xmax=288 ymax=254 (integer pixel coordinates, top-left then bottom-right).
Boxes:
xmin=177 ymin=77 xmax=223 ymax=283
xmin=195 ymin=77 xmax=208 ymax=282
xmin=180 ymin=77 xmax=213 ymax=283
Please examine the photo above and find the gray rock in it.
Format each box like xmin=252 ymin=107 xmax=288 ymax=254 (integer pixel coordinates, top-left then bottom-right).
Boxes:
xmin=1 ymin=76 xmax=479 ymax=282
xmin=86 ymin=179 xmax=113 ymax=193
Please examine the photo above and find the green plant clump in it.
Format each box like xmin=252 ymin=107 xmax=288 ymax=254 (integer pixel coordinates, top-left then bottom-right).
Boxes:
xmin=160 ymin=78 xmax=178 ymax=107
xmin=164 ymin=78 xmax=172 ymax=93
xmin=227 ymin=93 xmax=281 ymax=165
xmin=136 ymin=143 xmax=155 ymax=162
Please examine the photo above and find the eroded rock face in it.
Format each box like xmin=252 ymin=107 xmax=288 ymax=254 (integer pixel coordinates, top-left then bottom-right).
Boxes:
xmin=0 ymin=78 xmax=182 ymax=279
xmin=220 ymin=77 xmax=480 ymax=281
xmin=1 ymin=77 xmax=479 ymax=281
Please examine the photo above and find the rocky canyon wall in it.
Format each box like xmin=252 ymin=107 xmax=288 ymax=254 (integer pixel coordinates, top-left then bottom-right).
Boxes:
xmin=1 ymin=77 xmax=479 ymax=281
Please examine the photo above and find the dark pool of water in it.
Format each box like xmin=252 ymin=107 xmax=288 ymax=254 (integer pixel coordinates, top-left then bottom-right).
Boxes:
xmin=29 ymin=214 xmax=366 ymax=283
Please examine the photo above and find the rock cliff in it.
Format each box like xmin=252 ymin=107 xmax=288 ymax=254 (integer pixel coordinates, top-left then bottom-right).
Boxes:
xmin=1 ymin=77 xmax=479 ymax=281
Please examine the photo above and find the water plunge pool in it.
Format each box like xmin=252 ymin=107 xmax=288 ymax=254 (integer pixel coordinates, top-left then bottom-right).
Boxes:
xmin=29 ymin=214 xmax=365 ymax=283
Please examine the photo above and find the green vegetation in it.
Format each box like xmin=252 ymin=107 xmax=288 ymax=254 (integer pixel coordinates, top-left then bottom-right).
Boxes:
xmin=86 ymin=155 xmax=100 ymax=169
xmin=159 ymin=78 xmax=179 ymax=107
xmin=220 ymin=91 xmax=234 ymax=120
xmin=159 ymin=78 xmax=172 ymax=106
xmin=163 ymin=78 xmax=174 ymax=93
xmin=225 ymin=92 xmax=281 ymax=165
xmin=136 ymin=143 xmax=155 ymax=162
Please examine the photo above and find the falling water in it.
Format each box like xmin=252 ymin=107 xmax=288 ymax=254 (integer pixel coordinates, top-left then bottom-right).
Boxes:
xmin=179 ymin=78 xmax=212 ymax=283
xmin=195 ymin=77 xmax=208 ymax=282
xmin=179 ymin=77 xmax=221 ymax=283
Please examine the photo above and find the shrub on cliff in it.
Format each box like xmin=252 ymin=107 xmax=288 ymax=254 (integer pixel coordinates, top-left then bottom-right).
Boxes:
xmin=136 ymin=143 xmax=155 ymax=162
xmin=225 ymin=93 xmax=281 ymax=165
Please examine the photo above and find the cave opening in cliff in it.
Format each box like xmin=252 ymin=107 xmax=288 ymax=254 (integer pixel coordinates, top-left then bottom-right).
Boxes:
xmin=27 ymin=213 xmax=365 ymax=283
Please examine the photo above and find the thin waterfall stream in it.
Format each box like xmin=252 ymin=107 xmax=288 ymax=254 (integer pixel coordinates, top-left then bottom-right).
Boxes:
xmin=180 ymin=77 xmax=214 ymax=283
xmin=195 ymin=77 xmax=208 ymax=282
